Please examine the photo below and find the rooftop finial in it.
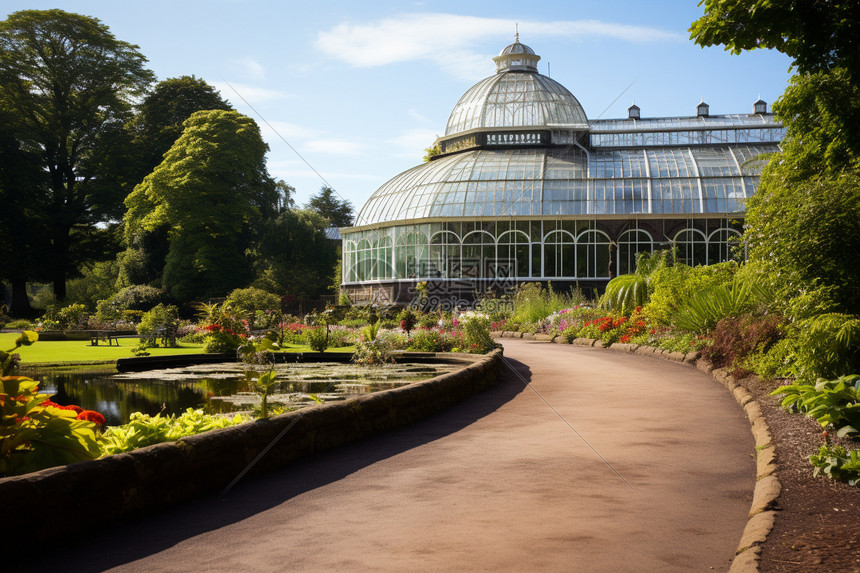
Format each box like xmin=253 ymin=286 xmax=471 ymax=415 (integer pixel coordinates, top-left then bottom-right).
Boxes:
xmin=515 ymin=23 xmax=519 ymax=43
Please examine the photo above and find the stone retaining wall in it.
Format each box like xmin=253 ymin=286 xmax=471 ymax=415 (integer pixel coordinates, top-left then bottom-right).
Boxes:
xmin=0 ymin=349 xmax=503 ymax=541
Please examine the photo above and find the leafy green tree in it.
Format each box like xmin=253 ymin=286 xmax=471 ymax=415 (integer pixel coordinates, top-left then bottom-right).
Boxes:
xmin=124 ymin=110 xmax=278 ymax=302
xmin=690 ymin=0 xmax=860 ymax=82
xmin=128 ymin=75 xmax=233 ymax=185
xmin=305 ymin=186 xmax=354 ymax=227
xmin=254 ymin=209 xmax=338 ymax=298
xmin=0 ymin=10 xmax=154 ymax=301
xmin=119 ymin=76 xmax=233 ymax=287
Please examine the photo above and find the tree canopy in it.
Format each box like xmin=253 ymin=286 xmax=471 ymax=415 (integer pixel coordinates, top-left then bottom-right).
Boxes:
xmin=124 ymin=110 xmax=278 ymax=301
xmin=305 ymin=186 xmax=354 ymax=227
xmin=690 ymin=0 xmax=860 ymax=82
xmin=0 ymin=9 xmax=154 ymax=300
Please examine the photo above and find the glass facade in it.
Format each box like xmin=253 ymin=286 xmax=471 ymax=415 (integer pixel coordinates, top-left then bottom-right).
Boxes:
xmin=342 ymin=40 xmax=783 ymax=295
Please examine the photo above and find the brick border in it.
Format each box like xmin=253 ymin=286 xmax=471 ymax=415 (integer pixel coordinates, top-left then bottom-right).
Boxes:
xmin=491 ymin=333 xmax=779 ymax=572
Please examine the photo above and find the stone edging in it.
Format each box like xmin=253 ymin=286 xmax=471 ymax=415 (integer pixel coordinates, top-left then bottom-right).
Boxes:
xmin=0 ymin=349 xmax=503 ymax=543
xmin=491 ymin=332 xmax=779 ymax=573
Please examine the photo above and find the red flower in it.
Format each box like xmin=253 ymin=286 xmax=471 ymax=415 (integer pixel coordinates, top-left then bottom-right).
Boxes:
xmin=620 ymin=335 xmax=631 ymax=343
xmin=77 ymin=410 xmax=106 ymax=425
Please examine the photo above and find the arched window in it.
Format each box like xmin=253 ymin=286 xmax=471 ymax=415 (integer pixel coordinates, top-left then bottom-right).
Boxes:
xmin=616 ymin=229 xmax=653 ymax=276
xmin=497 ymin=230 xmax=530 ymax=279
xmin=462 ymin=231 xmax=495 ymax=278
xmin=343 ymin=241 xmax=357 ymax=282
xmin=543 ymin=230 xmax=575 ymax=277
xmin=395 ymin=231 xmax=428 ymax=279
xmin=673 ymin=229 xmax=707 ymax=267
xmin=707 ymin=228 xmax=744 ymax=265
xmin=376 ymin=236 xmax=393 ymax=279
xmin=429 ymin=231 xmax=461 ymax=278
xmin=356 ymin=239 xmax=372 ymax=281
xmin=576 ymin=230 xmax=612 ymax=278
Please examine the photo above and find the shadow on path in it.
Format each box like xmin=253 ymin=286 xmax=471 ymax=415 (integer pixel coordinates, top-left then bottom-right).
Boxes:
xmin=28 ymin=358 xmax=531 ymax=573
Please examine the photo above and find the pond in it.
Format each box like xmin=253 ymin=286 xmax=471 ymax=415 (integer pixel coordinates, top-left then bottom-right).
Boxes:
xmin=22 ymin=361 xmax=460 ymax=427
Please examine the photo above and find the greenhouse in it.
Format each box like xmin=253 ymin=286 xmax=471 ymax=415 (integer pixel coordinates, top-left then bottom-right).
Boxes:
xmin=341 ymin=39 xmax=784 ymax=305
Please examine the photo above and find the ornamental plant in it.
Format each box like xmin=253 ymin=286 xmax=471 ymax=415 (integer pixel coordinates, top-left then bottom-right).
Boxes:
xmin=397 ymin=308 xmax=417 ymax=337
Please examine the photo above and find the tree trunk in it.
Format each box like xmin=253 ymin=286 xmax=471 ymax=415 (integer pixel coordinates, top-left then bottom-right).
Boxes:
xmin=10 ymin=278 xmax=33 ymax=318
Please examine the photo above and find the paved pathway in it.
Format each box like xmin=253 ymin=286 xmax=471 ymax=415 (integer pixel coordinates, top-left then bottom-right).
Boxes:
xmin=35 ymin=340 xmax=754 ymax=572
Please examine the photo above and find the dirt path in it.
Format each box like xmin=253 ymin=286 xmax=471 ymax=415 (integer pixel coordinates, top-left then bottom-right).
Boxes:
xmin=31 ymin=340 xmax=755 ymax=572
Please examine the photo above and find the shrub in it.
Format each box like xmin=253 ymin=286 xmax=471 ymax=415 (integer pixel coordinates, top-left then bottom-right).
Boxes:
xmin=600 ymin=274 xmax=649 ymax=316
xmin=408 ymin=328 xmax=461 ymax=352
xmin=397 ymin=308 xmax=417 ymax=336
xmin=352 ymin=333 xmax=397 ymax=365
xmin=792 ymin=313 xmax=860 ymax=381
xmin=700 ymin=314 xmax=785 ymax=372
xmin=460 ymin=311 xmax=494 ymax=353
xmin=202 ymin=330 xmax=243 ymax=354
xmin=304 ymin=327 xmax=330 ymax=352
xmin=810 ymin=443 xmax=860 ymax=486
xmin=225 ymin=287 xmax=281 ymax=327
xmin=137 ymin=303 xmax=180 ymax=347
xmin=417 ymin=313 xmax=439 ymax=329
xmin=511 ymin=282 xmax=584 ymax=324
xmin=5 ymin=319 xmax=33 ymax=330
xmin=56 ymin=303 xmax=88 ymax=330
xmin=97 ymin=285 xmax=166 ymax=321
xmin=668 ymin=275 xmax=773 ymax=333
xmin=647 ymin=260 xmax=737 ymax=325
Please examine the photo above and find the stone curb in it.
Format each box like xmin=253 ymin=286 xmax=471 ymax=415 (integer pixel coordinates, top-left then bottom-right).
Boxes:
xmin=492 ymin=334 xmax=780 ymax=572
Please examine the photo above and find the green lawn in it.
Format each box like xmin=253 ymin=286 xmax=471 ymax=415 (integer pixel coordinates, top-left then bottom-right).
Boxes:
xmin=1 ymin=332 xmax=355 ymax=365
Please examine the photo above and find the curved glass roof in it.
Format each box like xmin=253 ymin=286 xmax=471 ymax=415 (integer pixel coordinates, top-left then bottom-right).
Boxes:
xmin=445 ymin=72 xmax=589 ymax=135
xmin=353 ymin=145 xmax=778 ymax=227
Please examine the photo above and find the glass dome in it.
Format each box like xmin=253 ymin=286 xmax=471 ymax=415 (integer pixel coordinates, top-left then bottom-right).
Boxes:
xmin=444 ymin=43 xmax=588 ymax=136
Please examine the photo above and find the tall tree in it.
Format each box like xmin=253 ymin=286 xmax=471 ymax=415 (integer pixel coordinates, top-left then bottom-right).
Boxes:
xmin=255 ymin=209 xmax=339 ymax=298
xmin=0 ymin=106 xmax=51 ymax=316
xmin=128 ymin=75 xmax=233 ymax=185
xmin=0 ymin=9 xmax=154 ymax=300
xmin=305 ymin=186 xmax=354 ymax=227
xmin=124 ymin=110 xmax=278 ymax=301
xmin=690 ymin=0 xmax=860 ymax=83
xmin=691 ymin=1 xmax=860 ymax=314
xmin=119 ymin=76 xmax=233 ymax=287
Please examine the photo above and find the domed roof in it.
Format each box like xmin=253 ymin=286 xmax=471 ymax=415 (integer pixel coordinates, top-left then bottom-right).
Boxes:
xmin=498 ymin=41 xmax=536 ymax=56
xmin=444 ymin=72 xmax=589 ymax=136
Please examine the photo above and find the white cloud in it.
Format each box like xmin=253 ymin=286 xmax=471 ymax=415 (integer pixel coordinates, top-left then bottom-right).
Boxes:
xmin=211 ymin=81 xmax=289 ymax=104
xmin=303 ymin=138 xmax=367 ymax=156
xmin=316 ymin=13 xmax=683 ymax=79
xmin=230 ymin=57 xmax=266 ymax=80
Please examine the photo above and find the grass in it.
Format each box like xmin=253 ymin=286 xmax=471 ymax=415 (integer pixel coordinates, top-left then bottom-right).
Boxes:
xmin=1 ymin=333 xmax=356 ymax=365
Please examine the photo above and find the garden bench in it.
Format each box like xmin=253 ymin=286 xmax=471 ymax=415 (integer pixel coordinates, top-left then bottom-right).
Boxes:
xmin=88 ymin=330 xmax=120 ymax=346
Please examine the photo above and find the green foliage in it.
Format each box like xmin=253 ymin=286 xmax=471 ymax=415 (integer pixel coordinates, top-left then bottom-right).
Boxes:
xmin=701 ymin=314 xmax=785 ymax=372
xmin=773 ymin=375 xmax=860 ymax=437
xmin=304 ymin=327 xmax=330 ymax=352
xmin=124 ymin=109 xmax=278 ymax=301
xmin=792 ymin=314 xmax=860 ymax=381
xmin=646 ymin=260 xmax=738 ymax=326
xmin=254 ymin=209 xmax=339 ymax=298
xmin=423 ymin=144 xmax=441 ymax=162
xmin=56 ymin=303 xmax=88 ymax=330
xmin=397 ymin=308 xmax=417 ymax=336
xmin=305 ymin=185 xmax=353 ymax=227
xmin=361 ymin=321 xmax=381 ymax=342
xmin=225 ymin=287 xmax=281 ymax=327
xmin=352 ymin=334 xmax=397 ymax=365
xmin=64 ymin=260 xmax=121 ymax=311
xmin=1 ymin=376 xmax=102 ymax=476
xmin=668 ymin=275 xmax=772 ymax=333
xmin=407 ymin=329 xmax=461 ymax=352
xmin=202 ymin=331 xmax=241 ymax=354
xmin=0 ymin=330 xmax=37 ymax=375
xmin=96 ymin=284 xmax=166 ymax=322
xmin=600 ymin=274 xmax=648 ymax=316
xmin=137 ymin=303 xmax=179 ymax=347
xmin=690 ymin=1 xmax=860 ymax=80
xmin=243 ymin=369 xmax=280 ymax=419
xmin=460 ymin=312 xmax=494 ymax=354
xmin=98 ymin=408 xmax=246 ymax=456
xmin=810 ymin=444 xmax=860 ymax=487
xmin=475 ymin=295 xmax=514 ymax=324
xmin=0 ymin=9 xmax=155 ymax=300
xmin=511 ymin=283 xmax=585 ymax=324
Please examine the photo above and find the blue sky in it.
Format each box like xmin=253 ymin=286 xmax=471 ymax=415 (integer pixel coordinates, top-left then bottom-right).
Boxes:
xmin=4 ymin=1 xmax=794 ymax=212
